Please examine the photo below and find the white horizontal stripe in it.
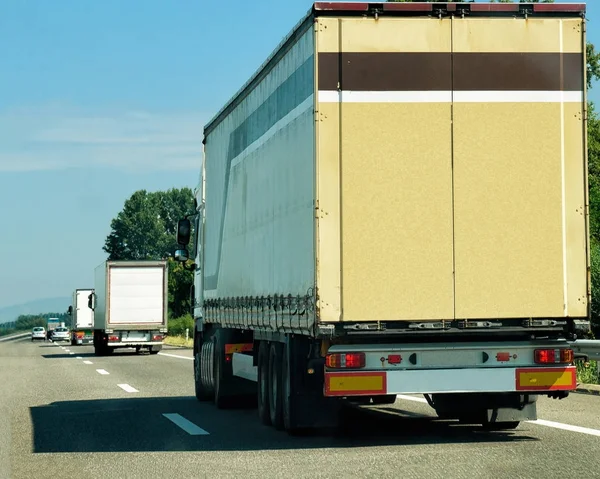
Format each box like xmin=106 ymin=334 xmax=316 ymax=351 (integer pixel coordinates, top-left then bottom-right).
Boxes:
xmin=319 ymin=90 xmax=451 ymax=103
xmin=96 ymin=369 xmax=109 ymax=375
xmin=527 ymin=419 xmax=600 ymax=437
xmin=318 ymin=90 xmax=583 ymax=104
xmin=163 ymin=413 xmax=209 ymax=436
xmin=76 ymin=356 xmax=82 ymax=359
xmin=83 ymin=360 xmax=93 ymax=365
xmin=118 ymin=384 xmax=139 ymax=393
xmin=158 ymin=352 xmax=193 ymax=361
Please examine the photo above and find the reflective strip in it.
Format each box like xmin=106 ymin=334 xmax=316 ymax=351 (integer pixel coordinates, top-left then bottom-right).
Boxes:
xmin=225 ymin=343 xmax=253 ymax=355
xmin=515 ymin=367 xmax=576 ymax=391
xmin=325 ymin=372 xmax=386 ymax=396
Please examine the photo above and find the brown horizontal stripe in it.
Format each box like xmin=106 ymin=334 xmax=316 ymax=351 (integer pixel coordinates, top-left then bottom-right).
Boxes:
xmin=318 ymin=52 xmax=451 ymax=91
xmin=318 ymin=52 xmax=583 ymax=91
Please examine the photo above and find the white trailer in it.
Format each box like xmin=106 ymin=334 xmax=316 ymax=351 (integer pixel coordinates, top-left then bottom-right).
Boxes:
xmin=90 ymin=260 xmax=168 ymax=356
xmin=67 ymin=289 xmax=94 ymax=345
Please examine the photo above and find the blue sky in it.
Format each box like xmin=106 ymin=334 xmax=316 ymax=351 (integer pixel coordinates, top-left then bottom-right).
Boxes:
xmin=0 ymin=0 xmax=598 ymax=308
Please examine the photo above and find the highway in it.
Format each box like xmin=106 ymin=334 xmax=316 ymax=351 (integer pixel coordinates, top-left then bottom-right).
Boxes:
xmin=1 ymin=337 xmax=599 ymax=479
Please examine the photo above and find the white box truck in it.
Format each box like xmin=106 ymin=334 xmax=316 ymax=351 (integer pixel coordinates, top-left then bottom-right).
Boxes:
xmin=67 ymin=289 xmax=94 ymax=346
xmin=89 ymin=260 xmax=168 ymax=356
xmin=174 ymin=1 xmax=591 ymax=434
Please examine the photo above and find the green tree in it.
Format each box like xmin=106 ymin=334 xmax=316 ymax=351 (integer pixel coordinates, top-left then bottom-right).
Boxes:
xmin=103 ymin=187 xmax=196 ymax=318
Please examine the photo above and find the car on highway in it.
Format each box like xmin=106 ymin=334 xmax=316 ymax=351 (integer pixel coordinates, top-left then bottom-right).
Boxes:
xmin=31 ymin=327 xmax=46 ymax=341
xmin=51 ymin=327 xmax=70 ymax=342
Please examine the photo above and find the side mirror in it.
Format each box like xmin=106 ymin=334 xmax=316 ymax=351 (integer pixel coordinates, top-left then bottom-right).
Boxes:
xmin=175 ymin=248 xmax=190 ymax=262
xmin=88 ymin=293 xmax=96 ymax=311
xmin=67 ymin=305 xmax=73 ymax=316
xmin=176 ymin=218 xmax=192 ymax=246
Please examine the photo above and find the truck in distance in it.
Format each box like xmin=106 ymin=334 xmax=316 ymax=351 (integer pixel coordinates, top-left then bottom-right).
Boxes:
xmin=67 ymin=289 xmax=94 ymax=346
xmin=174 ymin=1 xmax=590 ymax=434
xmin=46 ymin=317 xmax=60 ymax=341
xmin=88 ymin=260 xmax=168 ymax=356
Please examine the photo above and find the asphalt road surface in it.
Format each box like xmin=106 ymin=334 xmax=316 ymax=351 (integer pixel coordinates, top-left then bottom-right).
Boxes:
xmin=1 ymin=335 xmax=600 ymax=479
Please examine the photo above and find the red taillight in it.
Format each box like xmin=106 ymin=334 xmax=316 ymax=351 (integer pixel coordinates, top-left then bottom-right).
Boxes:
xmin=534 ymin=349 xmax=573 ymax=364
xmin=325 ymin=352 xmax=365 ymax=369
xmin=152 ymin=334 xmax=163 ymax=341
xmin=76 ymin=332 xmax=85 ymax=339
xmin=496 ymin=352 xmax=510 ymax=362
xmin=108 ymin=335 xmax=119 ymax=342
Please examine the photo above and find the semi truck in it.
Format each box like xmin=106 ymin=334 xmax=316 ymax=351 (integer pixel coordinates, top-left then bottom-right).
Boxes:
xmin=88 ymin=260 xmax=168 ymax=356
xmin=67 ymin=289 xmax=94 ymax=346
xmin=174 ymin=1 xmax=591 ymax=434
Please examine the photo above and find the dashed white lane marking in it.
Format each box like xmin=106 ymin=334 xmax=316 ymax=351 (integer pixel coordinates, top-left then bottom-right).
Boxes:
xmin=158 ymin=352 xmax=193 ymax=361
xmin=83 ymin=361 xmax=93 ymax=365
xmin=96 ymin=369 xmax=109 ymax=375
xmin=395 ymin=394 xmax=600 ymax=437
xmin=65 ymin=349 xmax=70 ymax=352
xmin=163 ymin=413 xmax=209 ymax=436
xmin=118 ymin=384 xmax=139 ymax=393
xmin=69 ymin=352 xmax=74 ymax=355
xmin=76 ymin=356 xmax=82 ymax=359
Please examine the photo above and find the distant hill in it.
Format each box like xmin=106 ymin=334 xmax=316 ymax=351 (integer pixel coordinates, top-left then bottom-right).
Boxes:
xmin=0 ymin=297 xmax=71 ymax=324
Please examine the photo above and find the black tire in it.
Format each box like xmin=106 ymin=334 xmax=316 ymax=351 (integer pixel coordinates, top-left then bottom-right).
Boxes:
xmin=213 ymin=329 xmax=235 ymax=409
xmin=268 ymin=342 xmax=284 ymax=430
xmin=482 ymin=421 xmax=520 ymax=431
xmin=371 ymin=395 xmax=397 ymax=405
xmin=194 ymin=334 xmax=212 ymax=401
xmin=149 ymin=345 xmax=162 ymax=355
xmin=282 ymin=342 xmax=303 ymax=434
xmin=94 ymin=345 xmax=106 ymax=356
xmin=257 ymin=341 xmax=271 ymax=425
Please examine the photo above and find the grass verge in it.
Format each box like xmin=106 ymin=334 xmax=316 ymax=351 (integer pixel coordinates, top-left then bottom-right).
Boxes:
xmin=576 ymin=360 xmax=599 ymax=385
xmin=165 ymin=335 xmax=193 ymax=348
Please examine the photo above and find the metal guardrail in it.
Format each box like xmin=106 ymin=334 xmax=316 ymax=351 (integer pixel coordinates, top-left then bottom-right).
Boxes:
xmin=0 ymin=332 xmax=31 ymax=342
xmin=570 ymin=340 xmax=600 ymax=362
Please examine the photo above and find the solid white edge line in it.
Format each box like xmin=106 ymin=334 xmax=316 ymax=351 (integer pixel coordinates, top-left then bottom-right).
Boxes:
xmin=158 ymin=352 xmax=193 ymax=361
xmin=163 ymin=413 xmax=209 ymax=436
xmin=118 ymin=384 xmax=139 ymax=393
xmin=394 ymin=395 xmax=600 ymax=437
xmin=83 ymin=361 xmax=93 ymax=365
xmin=317 ymin=90 xmax=583 ymax=103
xmin=527 ymin=419 xmax=600 ymax=437
xmin=96 ymin=369 xmax=109 ymax=375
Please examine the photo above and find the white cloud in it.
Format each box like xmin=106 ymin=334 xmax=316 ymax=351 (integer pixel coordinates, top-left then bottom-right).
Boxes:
xmin=0 ymin=105 xmax=207 ymax=172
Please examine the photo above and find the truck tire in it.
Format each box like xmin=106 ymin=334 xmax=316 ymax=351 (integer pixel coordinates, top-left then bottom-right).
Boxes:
xmin=213 ymin=329 xmax=236 ymax=409
xmin=371 ymin=395 xmax=397 ymax=405
xmin=482 ymin=421 xmax=520 ymax=431
xmin=268 ymin=342 xmax=284 ymax=430
xmin=257 ymin=341 xmax=271 ymax=425
xmin=194 ymin=334 xmax=212 ymax=401
xmin=149 ymin=345 xmax=162 ymax=355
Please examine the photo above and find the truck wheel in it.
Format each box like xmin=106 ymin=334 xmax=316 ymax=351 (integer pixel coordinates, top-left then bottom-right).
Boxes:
xmin=371 ymin=395 xmax=397 ymax=405
xmin=213 ymin=329 xmax=236 ymax=409
xmin=94 ymin=345 xmax=106 ymax=356
xmin=268 ymin=342 xmax=284 ymax=430
xmin=282 ymin=342 xmax=299 ymax=434
xmin=194 ymin=334 xmax=212 ymax=401
xmin=482 ymin=421 xmax=520 ymax=431
xmin=257 ymin=341 xmax=271 ymax=425
xmin=149 ymin=345 xmax=162 ymax=355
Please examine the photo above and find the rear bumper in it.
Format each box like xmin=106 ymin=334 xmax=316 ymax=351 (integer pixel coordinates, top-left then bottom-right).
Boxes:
xmin=324 ymin=366 xmax=576 ymax=396
xmin=107 ymin=341 xmax=164 ymax=347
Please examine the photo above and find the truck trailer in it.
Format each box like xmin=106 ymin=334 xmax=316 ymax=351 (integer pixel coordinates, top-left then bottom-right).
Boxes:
xmin=67 ymin=289 xmax=94 ymax=345
xmin=175 ymin=1 xmax=591 ymax=433
xmin=89 ymin=260 xmax=168 ymax=356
